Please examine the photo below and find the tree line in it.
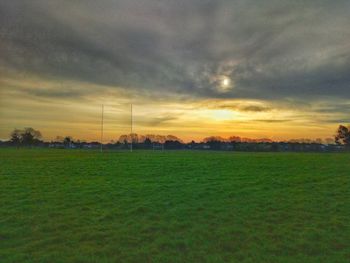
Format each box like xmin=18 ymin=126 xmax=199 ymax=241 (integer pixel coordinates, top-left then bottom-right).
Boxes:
xmin=2 ymin=125 xmax=350 ymax=151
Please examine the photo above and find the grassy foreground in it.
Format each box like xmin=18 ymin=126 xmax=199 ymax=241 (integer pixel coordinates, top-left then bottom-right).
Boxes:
xmin=0 ymin=149 xmax=349 ymax=263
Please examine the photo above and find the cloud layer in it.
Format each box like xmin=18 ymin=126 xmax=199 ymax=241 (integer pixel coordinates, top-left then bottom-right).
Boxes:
xmin=1 ymin=0 xmax=350 ymax=101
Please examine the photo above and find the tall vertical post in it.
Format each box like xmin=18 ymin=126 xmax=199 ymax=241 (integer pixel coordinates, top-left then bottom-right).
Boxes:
xmin=130 ymin=103 xmax=133 ymax=152
xmin=100 ymin=104 xmax=104 ymax=153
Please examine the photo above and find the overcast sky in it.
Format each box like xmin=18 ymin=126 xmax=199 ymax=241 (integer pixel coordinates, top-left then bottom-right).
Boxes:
xmin=1 ymin=0 xmax=349 ymax=141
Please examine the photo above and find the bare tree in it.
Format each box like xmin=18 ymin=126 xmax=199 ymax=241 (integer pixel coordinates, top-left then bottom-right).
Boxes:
xmin=21 ymin=128 xmax=42 ymax=145
xmin=10 ymin=129 xmax=21 ymax=146
xmin=9 ymin=128 xmax=42 ymax=146
xmin=63 ymin=136 xmax=73 ymax=148
xmin=335 ymin=125 xmax=350 ymax=145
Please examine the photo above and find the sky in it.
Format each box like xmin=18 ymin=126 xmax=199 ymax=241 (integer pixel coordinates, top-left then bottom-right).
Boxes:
xmin=1 ymin=0 xmax=350 ymax=142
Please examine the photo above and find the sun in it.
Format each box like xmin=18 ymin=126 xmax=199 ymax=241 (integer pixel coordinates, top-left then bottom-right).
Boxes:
xmin=217 ymin=76 xmax=232 ymax=93
xmin=221 ymin=77 xmax=230 ymax=87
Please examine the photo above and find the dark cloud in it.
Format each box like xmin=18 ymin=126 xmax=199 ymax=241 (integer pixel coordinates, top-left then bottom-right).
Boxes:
xmin=212 ymin=102 xmax=272 ymax=112
xmin=137 ymin=115 xmax=179 ymax=126
xmin=240 ymin=105 xmax=271 ymax=112
xmin=17 ymin=86 xmax=87 ymax=99
xmin=253 ymin=119 xmax=290 ymax=123
xmin=1 ymin=0 xmax=350 ymax=102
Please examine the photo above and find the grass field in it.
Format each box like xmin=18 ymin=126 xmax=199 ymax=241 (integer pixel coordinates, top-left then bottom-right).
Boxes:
xmin=1 ymin=149 xmax=349 ymax=263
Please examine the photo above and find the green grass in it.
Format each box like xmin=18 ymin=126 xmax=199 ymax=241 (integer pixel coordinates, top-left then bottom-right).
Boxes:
xmin=0 ymin=149 xmax=349 ymax=263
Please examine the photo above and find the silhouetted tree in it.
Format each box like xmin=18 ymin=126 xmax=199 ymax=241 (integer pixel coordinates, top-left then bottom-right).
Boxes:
xmin=164 ymin=140 xmax=183 ymax=150
xmin=21 ymin=128 xmax=42 ymax=145
xmin=123 ymin=139 xmax=128 ymax=149
xmin=10 ymin=127 xmax=42 ymax=146
xmin=144 ymin=138 xmax=152 ymax=149
xmin=10 ymin=129 xmax=21 ymax=146
xmin=63 ymin=136 xmax=73 ymax=148
xmin=335 ymin=125 xmax=350 ymax=146
xmin=203 ymin=136 xmax=227 ymax=143
xmin=189 ymin=140 xmax=196 ymax=149
xmin=206 ymin=139 xmax=223 ymax=150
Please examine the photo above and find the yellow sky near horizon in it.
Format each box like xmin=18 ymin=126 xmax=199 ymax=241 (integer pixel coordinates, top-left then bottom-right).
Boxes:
xmin=0 ymin=77 xmax=340 ymax=143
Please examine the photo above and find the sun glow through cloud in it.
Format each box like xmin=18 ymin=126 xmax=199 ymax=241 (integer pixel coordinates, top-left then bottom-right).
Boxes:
xmin=221 ymin=77 xmax=230 ymax=88
xmin=216 ymin=75 xmax=233 ymax=93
